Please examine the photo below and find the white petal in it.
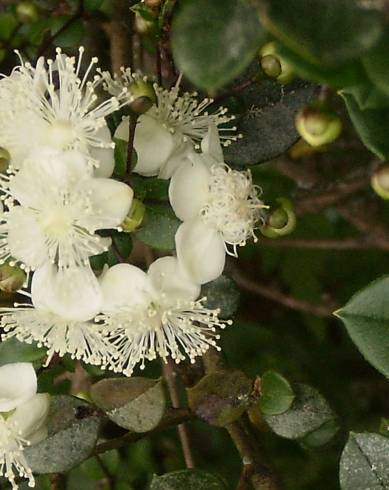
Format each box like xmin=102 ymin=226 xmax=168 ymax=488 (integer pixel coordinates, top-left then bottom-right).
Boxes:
xmin=115 ymin=114 xmax=176 ymax=176
xmin=0 ymin=363 xmax=37 ymax=412
xmin=148 ymin=256 xmax=200 ymax=305
xmin=9 ymin=393 xmax=50 ymax=440
xmin=79 ymin=178 xmax=133 ymax=230
xmin=90 ymin=125 xmax=115 ymax=178
xmin=100 ymin=263 xmax=153 ymax=312
xmin=201 ymin=123 xmax=224 ymax=163
xmin=175 ymin=219 xmax=226 ymax=285
xmin=31 ymin=264 xmax=103 ymax=322
xmin=7 ymin=207 xmax=48 ymax=269
xmin=169 ymin=158 xmax=210 ymax=221
xmin=158 ymin=139 xmax=194 ymax=180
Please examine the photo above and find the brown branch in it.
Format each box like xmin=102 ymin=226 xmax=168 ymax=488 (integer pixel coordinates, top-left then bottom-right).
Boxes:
xmin=260 ymin=237 xmax=389 ymax=251
xmin=103 ymin=0 xmax=133 ymax=73
xmin=229 ymin=263 xmax=337 ymax=317
xmin=163 ymin=359 xmax=196 ymax=469
xmin=95 ymin=408 xmax=192 ymax=454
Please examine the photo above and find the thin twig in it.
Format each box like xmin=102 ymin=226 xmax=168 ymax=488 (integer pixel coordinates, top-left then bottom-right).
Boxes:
xmin=261 ymin=237 xmax=389 ymax=251
xmin=163 ymin=359 xmax=196 ymax=469
xmin=103 ymin=0 xmax=133 ymax=73
xmin=229 ymin=263 xmax=337 ymax=317
xmin=95 ymin=454 xmax=115 ymax=488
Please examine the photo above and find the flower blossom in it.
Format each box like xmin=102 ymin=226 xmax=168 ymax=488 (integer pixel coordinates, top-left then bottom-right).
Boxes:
xmin=103 ymin=69 xmax=239 ymax=178
xmin=169 ymin=125 xmax=266 ymax=284
xmin=0 ymin=264 xmax=116 ymax=368
xmin=96 ymin=256 xmax=232 ymax=376
xmin=0 ymin=362 xmax=50 ymax=489
xmin=0 ymin=148 xmax=133 ymax=271
xmin=0 ymin=47 xmax=124 ymax=176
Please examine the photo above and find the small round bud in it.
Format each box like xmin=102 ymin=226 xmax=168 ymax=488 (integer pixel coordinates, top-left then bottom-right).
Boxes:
xmin=261 ymin=198 xmax=296 ymax=238
xmin=0 ymin=264 xmax=26 ymax=293
xmin=0 ymin=147 xmax=10 ymax=173
xmin=371 ymin=163 xmax=389 ymax=200
xmin=129 ymin=79 xmax=156 ymax=104
xmin=129 ymin=96 xmax=154 ymax=115
xmin=295 ymin=106 xmax=342 ymax=147
xmin=260 ymin=54 xmax=282 ymax=79
xmin=16 ymin=2 xmax=39 ymax=23
xmin=121 ymin=199 xmax=146 ymax=232
xmin=259 ymin=42 xmax=294 ymax=84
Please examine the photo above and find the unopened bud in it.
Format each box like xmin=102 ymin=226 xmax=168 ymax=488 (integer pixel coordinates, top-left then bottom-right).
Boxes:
xmin=121 ymin=199 xmax=146 ymax=232
xmin=260 ymin=42 xmax=294 ymax=84
xmin=0 ymin=148 xmax=10 ymax=173
xmin=296 ymin=106 xmax=342 ymax=147
xmin=261 ymin=198 xmax=296 ymax=238
xmin=0 ymin=264 xmax=26 ymax=293
xmin=371 ymin=163 xmax=389 ymax=200
xmin=16 ymin=2 xmax=39 ymax=23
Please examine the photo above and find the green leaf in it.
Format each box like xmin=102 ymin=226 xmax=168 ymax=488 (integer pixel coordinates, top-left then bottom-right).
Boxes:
xmin=201 ymin=275 xmax=240 ymax=319
xmin=264 ymin=384 xmax=339 ymax=444
xmin=150 ymin=470 xmax=227 ymax=489
xmin=187 ymin=370 xmax=252 ymax=426
xmin=224 ymin=80 xmax=317 ymax=165
xmin=259 ymin=370 xmax=295 ymax=416
xmin=171 ymin=0 xmax=265 ymax=92
xmin=132 ymin=175 xmax=169 ymax=202
xmin=0 ymin=13 xmax=18 ymax=40
xmin=25 ymin=396 xmax=100 ymax=473
xmin=341 ymin=83 xmax=389 ymax=111
xmin=339 ymin=432 xmax=389 ymax=490
xmin=0 ymin=337 xmax=46 ymax=366
xmin=112 ymin=232 xmax=133 ymax=259
xmin=259 ymin=0 xmax=384 ymax=67
xmin=91 ymin=377 xmax=166 ymax=432
xmin=335 ymin=276 xmax=389 ymax=378
xmin=135 ymin=204 xmax=180 ymax=251
xmin=49 ymin=17 xmax=85 ymax=48
xmin=363 ymin=29 xmax=389 ymax=97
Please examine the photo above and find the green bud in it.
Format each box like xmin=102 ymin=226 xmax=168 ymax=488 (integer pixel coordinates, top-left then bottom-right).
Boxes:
xmin=261 ymin=198 xmax=296 ymax=238
xmin=121 ymin=199 xmax=146 ymax=232
xmin=129 ymin=96 xmax=154 ymax=115
xmin=0 ymin=148 xmax=10 ymax=173
xmin=371 ymin=163 xmax=389 ymax=200
xmin=259 ymin=42 xmax=294 ymax=84
xmin=260 ymin=54 xmax=282 ymax=79
xmin=295 ymin=106 xmax=342 ymax=147
xmin=0 ymin=264 xmax=26 ymax=293
xmin=16 ymin=2 xmax=39 ymax=23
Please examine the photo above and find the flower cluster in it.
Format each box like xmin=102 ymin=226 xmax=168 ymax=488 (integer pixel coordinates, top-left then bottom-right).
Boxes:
xmin=0 ymin=50 xmax=265 ymax=474
xmin=0 ymin=363 xmax=49 ymax=489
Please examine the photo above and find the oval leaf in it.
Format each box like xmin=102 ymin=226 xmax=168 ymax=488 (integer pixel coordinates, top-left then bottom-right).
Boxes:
xmin=340 ymin=432 xmax=389 ymax=490
xmin=25 ymin=396 xmax=100 ymax=473
xmin=259 ymin=370 xmax=295 ymax=416
xmin=201 ymin=275 xmax=240 ymax=319
xmin=135 ymin=204 xmax=180 ymax=251
xmin=224 ymin=80 xmax=317 ymax=165
xmin=335 ymin=276 xmax=389 ymax=378
xmin=172 ymin=0 xmax=264 ymax=92
xmin=91 ymin=377 xmax=166 ymax=432
xmin=264 ymin=384 xmax=338 ymax=444
xmin=150 ymin=470 xmax=227 ymax=490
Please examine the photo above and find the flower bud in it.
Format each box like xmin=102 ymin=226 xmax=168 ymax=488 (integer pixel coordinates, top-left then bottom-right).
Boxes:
xmin=16 ymin=2 xmax=39 ymax=23
xmin=259 ymin=42 xmax=294 ymax=84
xmin=261 ymin=198 xmax=296 ymax=238
xmin=0 ymin=264 xmax=26 ymax=293
xmin=121 ymin=198 xmax=146 ymax=232
xmin=371 ymin=163 xmax=389 ymax=200
xmin=296 ymin=106 xmax=342 ymax=147
xmin=129 ymin=96 xmax=154 ymax=115
xmin=0 ymin=148 xmax=10 ymax=173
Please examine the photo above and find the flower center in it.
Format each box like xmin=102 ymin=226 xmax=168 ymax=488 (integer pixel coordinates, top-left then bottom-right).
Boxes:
xmin=47 ymin=119 xmax=75 ymax=149
xmin=200 ymin=165 xmax=264 ymax=252
xmin=40 ymin=205 xmax=74 ymax=238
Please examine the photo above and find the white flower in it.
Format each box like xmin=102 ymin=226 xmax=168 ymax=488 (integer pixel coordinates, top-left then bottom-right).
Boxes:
xmin=0 ymin=264 xmax=116 ymax=368
xmin=107 ymin=69 xmax=239 ymax=178
xmin=0 ymin=47 xmax=123 ymax=176
xmin=0 ymin=362 xmax=50 ymax=489
xmin=96 ymin=257 xmax=231 ymax=376
xmin=169 ymin=125 xmax=265 ymax=284
xmin=0 ymin=148 xmax=133 ymax=270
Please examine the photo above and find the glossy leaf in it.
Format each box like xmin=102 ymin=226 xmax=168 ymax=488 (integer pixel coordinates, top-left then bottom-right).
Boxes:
xmin=150 ymin=470 xmax=227 ymax=489
xmin=135 ymin=204 xmax=180 ymax=251
xmin=201 ymin=275 xmax=240 ymax=319
xmin=259 ymin=370 xmax=295 ymax=416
